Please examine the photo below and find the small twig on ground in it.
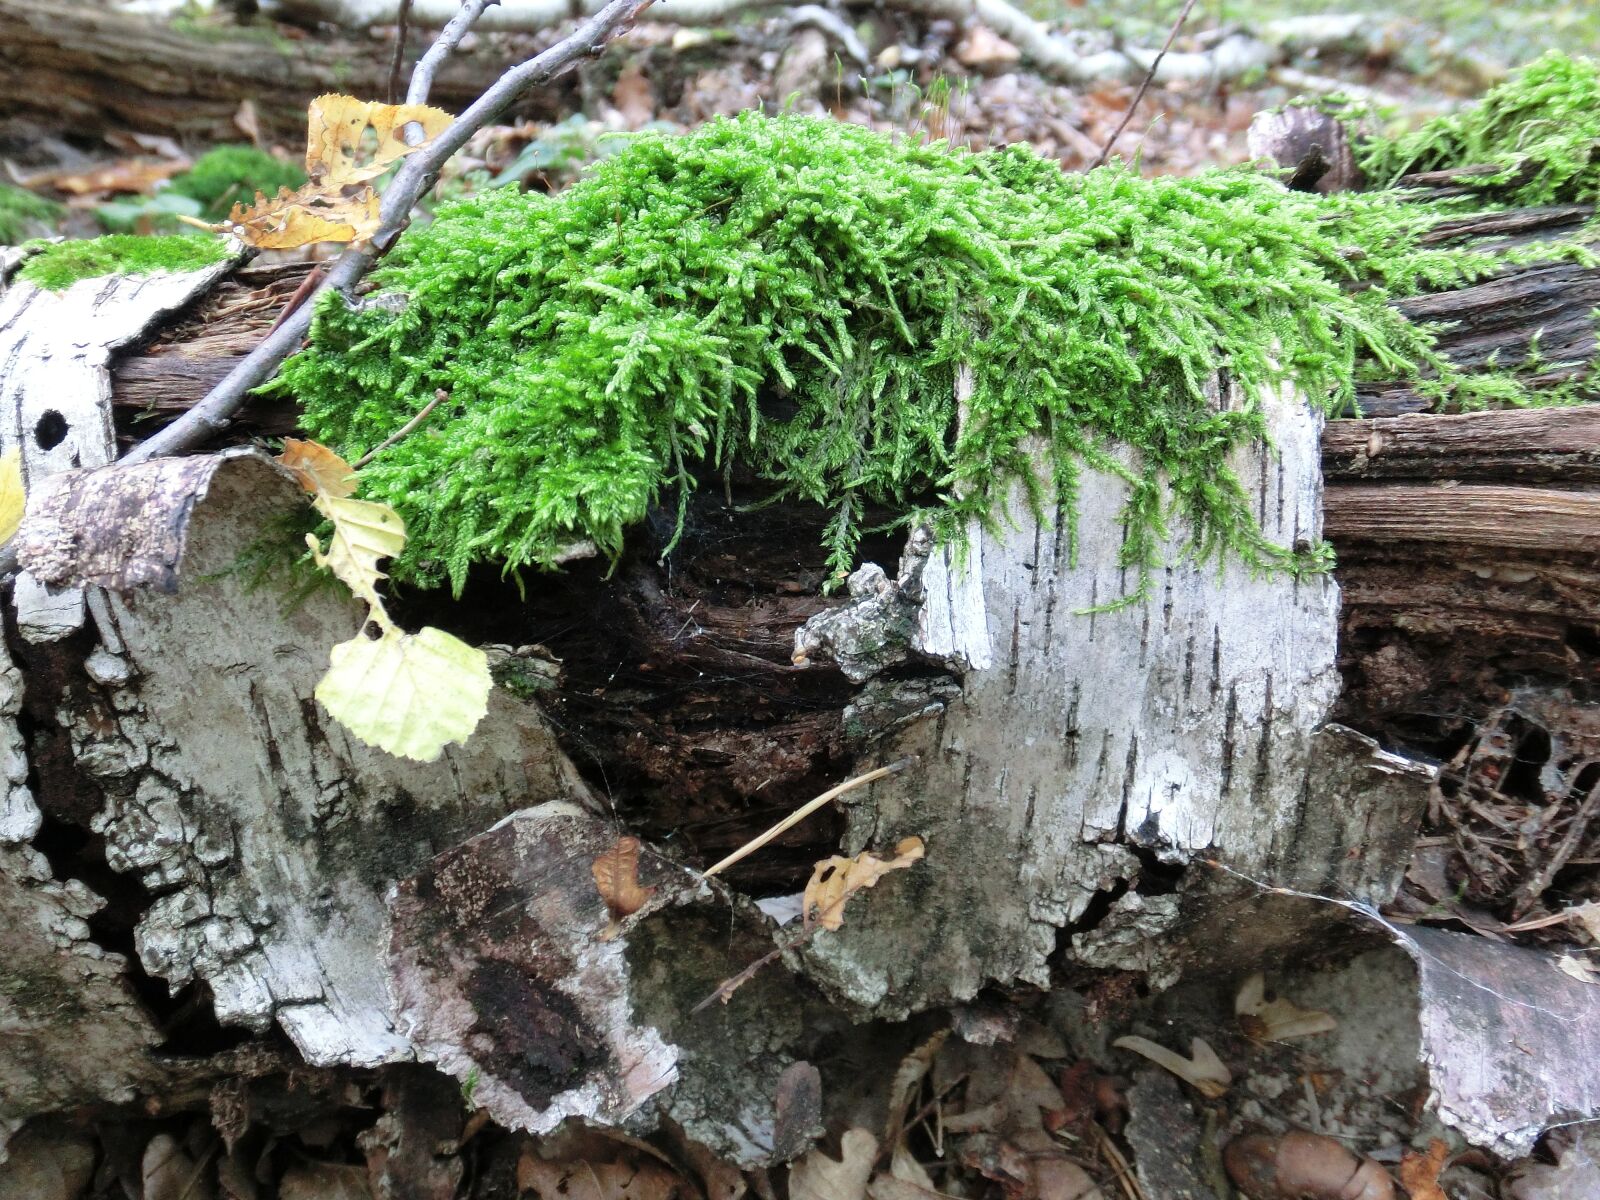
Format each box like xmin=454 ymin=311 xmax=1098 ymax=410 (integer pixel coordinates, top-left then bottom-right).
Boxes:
xmin=117 ymin=0 xmax=654 ymax=471
xmin=264 ymin=262 xmax=325 ymax=336
xmin=388 ymin=0 xmax=415 ymax=104
xmin=690 ymin=888 xmax=852 ymax=1014
xmin=353 ymin=388 xmax=447 ymax=467
xmin=1088 ymin=0 xmax=1198 ymax=171
xmin=699 ymin=756 xmax=915 ymax=879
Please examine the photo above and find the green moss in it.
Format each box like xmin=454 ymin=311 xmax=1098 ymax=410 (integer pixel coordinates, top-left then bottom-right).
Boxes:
xmin=171 ymin=145 xmax=306 ymax=219
xmin=1359 ymin=52 xmax=1600 ymax=203
xmin=16 ymin=234 xmax=228 ymax=291
xmin=0 ymin=184 xmax=62 ymax=245
xmin=276 ymin=109 xmax=1591 ymax=600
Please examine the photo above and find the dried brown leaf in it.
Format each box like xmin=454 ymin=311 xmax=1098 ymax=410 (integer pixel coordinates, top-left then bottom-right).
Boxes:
xmin=593 ymin=836 xmax=656 ymax=938
xmin=305 ymin=93 xmax=453 ymax=186
xmin=804 ymin=837 xmax=924 ymax=931
xmin=1398 ymin=1139 xmax=1449 ymax=1200
xmin=186 ymin=184 xmax=381 ymax=249
xmin=47 ymin=158 xmax=187 ymax=196
xmin=517 ymin=1155 xmax=691 ymax=1200
xmin=790 ymin=1129 xmax=876 ymax=1200
xmin=279 ymin=437 xmax=359 ymax=499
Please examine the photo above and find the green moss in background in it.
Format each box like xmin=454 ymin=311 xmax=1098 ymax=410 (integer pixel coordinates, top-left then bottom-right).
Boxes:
xmin=0 ymin=184 xmax=63 ymax=245
xmin=1358 ymin=51 xmax=1600 ymax=202
xmin=16 ymin=234 xmax=229 ymax=291
xmin=170 ymin=144 xmax=307 ymax=218
xmin=276 ymin=58 xmax=1598 ymax=601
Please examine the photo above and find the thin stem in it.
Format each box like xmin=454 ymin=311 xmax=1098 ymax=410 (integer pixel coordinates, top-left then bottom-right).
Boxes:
xmin=699 ymin=757 xmax=915 ymax=880
xmin=388 ymin=0 xmax=415 ymax=104
xmin=1088 ymin=0 xmax=1197 ymax=171
xmin=408 ymin=0 xmax=498 ymax=106
xmin=353 ymin=388 xmax=447 ymax=467
xmin=118 ymin=0 xmax=654 ymax=470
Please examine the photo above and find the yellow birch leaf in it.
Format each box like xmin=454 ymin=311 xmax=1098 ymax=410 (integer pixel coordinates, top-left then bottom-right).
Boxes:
xmin=278 ymin=437 xmax=359 ymax=498
xmin=0 ymin=448 xmax=24 ymax=546
xmin=315 ymin=625 xmax=490 ymax=762
xmin=306 ymin=495 xmax=406 ymax=611
xmin=182 ymin=185 xmax=381 ymax=249
xmin=305 ymin=93 xmax=453 ymax=186
xmin=803 ymin=837 xmax=925 ymax=931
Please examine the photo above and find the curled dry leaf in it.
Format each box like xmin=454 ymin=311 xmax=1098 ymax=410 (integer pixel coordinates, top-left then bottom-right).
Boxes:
xmin=804 ymin=837 xmax=925 ymax=931
xmin=517 ymin=1154 xmax=693 ymax=1200
xmin=789 ymin=1128 xmax=877 ymax=1200
xmin=1398 ymin=1139 xmax=1449 ymax=1200
xmin=1111 ymin=1035 xmax=1231 ymax=1098
xmin=197 ymin=185 xmax=382 ymax=249
xmin=592 ymin=835 xmax=657 ymax=938
xmin=279 ymin=437 xmax=359 ymax=499
xmin=1224 ymin=1131 xmax=1395 ymax=1200
xmin=1235 ymin=972 xmax=1338 ymax=1041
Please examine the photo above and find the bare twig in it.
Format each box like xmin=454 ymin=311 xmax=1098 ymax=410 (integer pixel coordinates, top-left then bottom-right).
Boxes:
xmin=353 ymin=388 xmax=448 ymax=467
xmin=388 ymin=0 xmax=415 ymax=104
xmin=117 ymin=0 xmax=653 ymax=471
xmin=408 ymin=0 xmax=499 ymax=107
xmin=1088 ymin=0 xmax=1198 ymax=171
xmin=699 ymin=757 xmax=914 ymax=879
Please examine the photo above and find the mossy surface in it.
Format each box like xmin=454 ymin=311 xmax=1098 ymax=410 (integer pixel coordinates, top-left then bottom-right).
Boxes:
xmin=171 ymin=145 xmax=306 ymax=219
xmin=1358 ymin=52 xmax=1600 ymax=204
xmin=16 ymin=234 xmax=229 ymax=291
xmin=278 ymin=71 xmax=1595 ymax=599
xmin=0 ymin=185 xmax=62 ymax=245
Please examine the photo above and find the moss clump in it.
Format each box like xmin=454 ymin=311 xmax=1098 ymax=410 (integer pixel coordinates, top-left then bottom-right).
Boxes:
xmin=0 ymin=184 xmax=62 ymax=245
xmin=17 ymin=234 xmax=229 ymax=291
xmin=278 ymin=110 xmax=1585 ymax=599
xmin=1359 ymin=52 xmax=1600 ymax=204
xmin=171 ymin=145 xmax=307 ymax=219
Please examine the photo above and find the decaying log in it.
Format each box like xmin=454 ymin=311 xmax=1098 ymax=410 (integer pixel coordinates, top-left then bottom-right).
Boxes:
xmin=0 ymin=0 xmax=536 ymax=143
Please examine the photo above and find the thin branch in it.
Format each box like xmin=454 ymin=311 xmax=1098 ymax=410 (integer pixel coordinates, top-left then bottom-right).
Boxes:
xmin=408 ymin=0 xmax=499 ymax=106
xmin=699 ymin=757 xmax=915 ymax=879
xmin=1088 ymin=0 xmax=1198 ymax=171
xmin=118 ymin=0 xmax=654 ymax=470
xmin=353 ymin=388 xmax=447 ymax=467
xmin=388 ymin=0 xmax=415 ymax=105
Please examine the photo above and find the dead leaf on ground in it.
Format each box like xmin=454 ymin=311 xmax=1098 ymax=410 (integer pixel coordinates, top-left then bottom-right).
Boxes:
xmin=1235 ymin=972 xmax=1338 ymax=1041
xmin=304 ymin=92 xmax=453 ymax=187
xmin=1398 ymin=1139 xmax=1449 ymax=1200
xmin=0 ymin=1126 xmax=96 ymax=1200
xmin=789 ymin=1128 xmax=876 ymax=1200
xmin=1112 ymin=1035 xmax=1231 ymax=1098
xmin=38 ymin=158 xmax=188 ymax=195
xmin=1556 ymin=954 xmax=1600 ymax=984
xmin=612 ymin=61 xmax=657 ymax=129
xmin=142 ymin=1134 xmax=213 ymax=1200
xmin=278 ymin=1162 xmax=374 ymax=1200
xmin=804 ymin=837 xmax=924 ymax=931
xmin=1224 ymin=1131 xmax=1394 ymax=1200
xmin=592 ymin=835 xmax=657 ymax=938
xmin=517 ymin=1153 xmax=694 ymax=1200
xmin=197 ymin=184 xmax=382 ymax=249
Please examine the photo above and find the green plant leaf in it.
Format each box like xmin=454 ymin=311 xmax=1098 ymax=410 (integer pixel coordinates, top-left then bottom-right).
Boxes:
xmin=315 ymin=625 xmax=491 ymax=762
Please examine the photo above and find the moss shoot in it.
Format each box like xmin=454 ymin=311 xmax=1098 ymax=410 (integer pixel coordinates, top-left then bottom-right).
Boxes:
xmin=278 ymin=64 xmax=1596 ymax=599
xmin=17 ymin=234 xmax=229 ymax=291
xmin=0 ymin=184 xmax=62 ymax=245
xmin=171 ymin=145 xmax=307 ymax=219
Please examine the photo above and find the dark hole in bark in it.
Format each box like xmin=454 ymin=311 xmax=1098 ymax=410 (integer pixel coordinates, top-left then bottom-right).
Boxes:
xmin=33 ymin=409 xmax=68 ymax=451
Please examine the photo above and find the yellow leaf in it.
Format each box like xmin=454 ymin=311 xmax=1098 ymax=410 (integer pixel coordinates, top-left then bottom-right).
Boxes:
xmin=278 ymin=438 xmax=358 ymax=499
xmin=803 ymin=837 xmax=924 ymax=932
xmin=306 ymin=495 xmax=406 ymax=612
xmin=182 ymin=185 xmax=381 ymax=249
xmin=1234 ymin=972 xmax=1338 ymax=1042
xmin=0 ymin=448 xmax=24 ymax=546
xmin=315 ymin=625 xmax=490 ymax=762
xmin=305 ymin=93 xmax=453 ymax=187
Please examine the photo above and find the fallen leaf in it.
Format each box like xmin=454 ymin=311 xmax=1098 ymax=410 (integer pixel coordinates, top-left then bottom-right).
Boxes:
xmin=1224 ymin=1131 xmax=1394 ymax=1200
xmin=278 ymin=1162 xmax=373 ymax=1200
xmin=279 ymin=437 xmax=359 ymax=499
xmin=0 ymin=1126 xmax=96 ymax=1200
xmin=45 ymin=158 xmax=188 ymax=195
xmin=235 ymin=98 xmax=263 ymax=147
xmin=1112 ymin=1035 xmax=1231 ymax=1098
xmin=304 ymin=92 xmax=453 ymax=187
xmin=1235 ymin=972 xmax=1338 ymax=1041
xmin=0 ymin=447 xmax=24 ymax=545
xmin=1398 ymin=1139 xmax=1449 ymax=1200
xmin=316 ymin=625 xmax=491 ymax=762
xmin=953 ymin=26 xmax=1021 ymax=69
xmin=517 ymin=1154 xmax=692 ymax=1199
xmin=612 ymin=61 xmax=657 ymax=129
xmin=1556 ymin=954 xmax=1600 ymax=984
xmin=592 ymin=835 xmax=657 ymax=937
xmin=142 ymin=1134 xmax=212 ymax=1200
xmin=306 ymin=495 xmax=406 ymax=612
xmin=1504 ymin=1128 xmax=1600 ymax=1200
xmin=189 ymin=184 xmax=381 ymax=249
xmin=790 ymin=1128 xmax=876 ymax=1200
xmin=804 ymin=837 xmax=925 ymax=931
